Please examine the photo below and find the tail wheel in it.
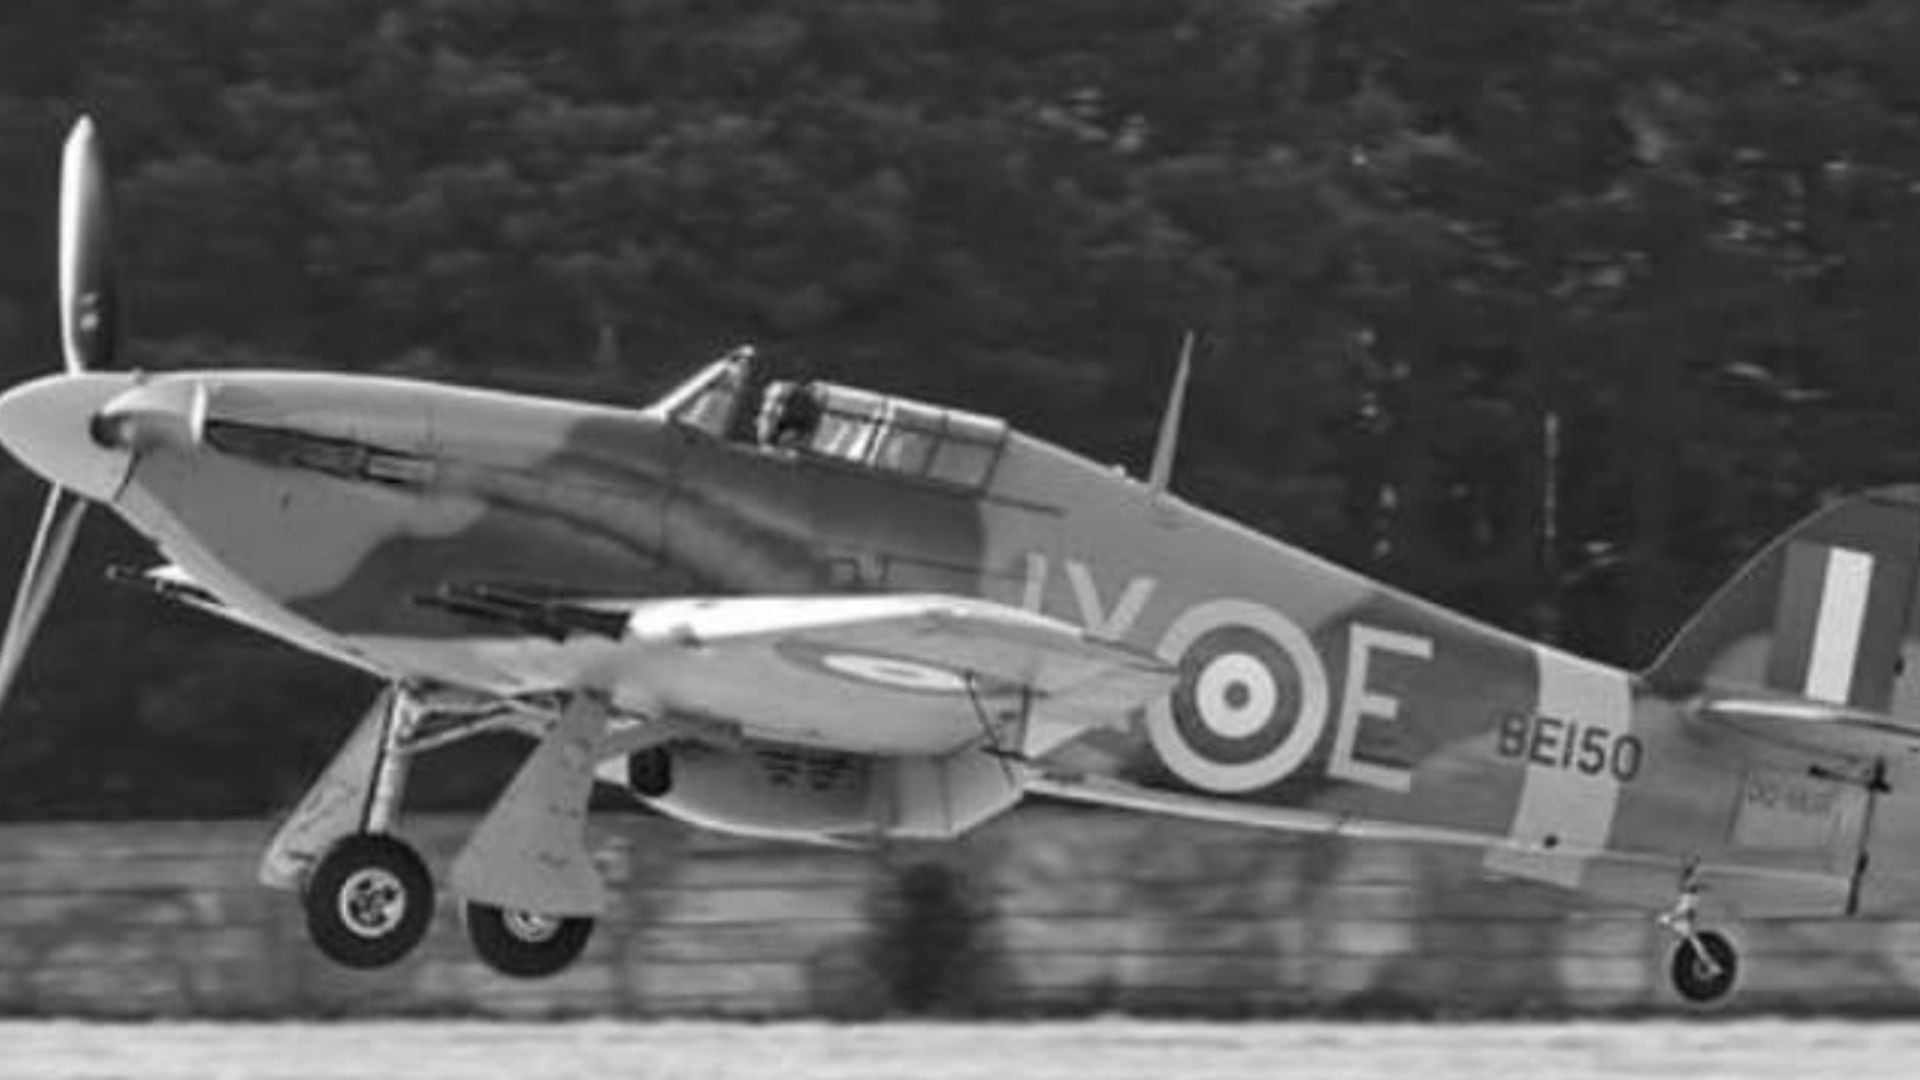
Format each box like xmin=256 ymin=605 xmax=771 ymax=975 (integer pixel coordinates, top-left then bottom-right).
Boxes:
xmin=303 ymin=833 xmax=435 ymax=970
xmin=1669 ymin=929 xmax=1739 ymax=1005
xmin=464 ymin=901 xmax=594 ymax=979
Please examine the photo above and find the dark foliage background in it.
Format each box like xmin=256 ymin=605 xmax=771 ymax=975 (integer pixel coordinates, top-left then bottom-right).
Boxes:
xmin=2 ymin=0 xmax=1919 ymax=816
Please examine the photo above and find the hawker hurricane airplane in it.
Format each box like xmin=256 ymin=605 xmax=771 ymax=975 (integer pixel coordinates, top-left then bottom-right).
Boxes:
xmin=3 ymin=117 xmax=1916 ymax=1003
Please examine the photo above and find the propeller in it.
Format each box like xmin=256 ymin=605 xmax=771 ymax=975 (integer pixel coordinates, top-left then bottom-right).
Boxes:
xmin=0 ymin=116 xmax=120 ymax=711
xmin=59 ymin=117 xmax=116 ymax=374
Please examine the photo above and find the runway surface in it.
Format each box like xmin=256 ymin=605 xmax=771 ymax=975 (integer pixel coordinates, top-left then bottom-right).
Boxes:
xmin=0 ymin=1019 xmax=1910 ymax=1080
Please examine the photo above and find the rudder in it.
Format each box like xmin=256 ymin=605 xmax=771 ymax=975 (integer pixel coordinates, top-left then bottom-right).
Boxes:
xmin=1646 ymin=485 xmax=1920 ymax=712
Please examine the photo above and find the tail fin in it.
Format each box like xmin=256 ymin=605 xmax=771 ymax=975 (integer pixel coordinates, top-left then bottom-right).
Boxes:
xmin=1646 ymin=486 xmax=1920 ymax=712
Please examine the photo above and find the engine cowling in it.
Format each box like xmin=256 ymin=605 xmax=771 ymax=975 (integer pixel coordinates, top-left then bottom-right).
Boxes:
xmin=620 ymin=739 xmax=1020 ymax=843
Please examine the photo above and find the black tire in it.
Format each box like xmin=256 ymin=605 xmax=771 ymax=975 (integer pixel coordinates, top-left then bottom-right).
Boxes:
xmin=627 ymin=747 xmax=673 ymax=799
xmin=1669 ymin=929 xmax=1739 ymax=1005
xmin=464 ymin=901 xmax=595 ymax=979
xmin=303 ymin=833 xmax=435 ymax=970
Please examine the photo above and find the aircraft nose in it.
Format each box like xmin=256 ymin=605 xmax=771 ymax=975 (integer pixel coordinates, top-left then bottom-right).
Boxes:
xmin=0 ymin=372 xmax=140 ymax=501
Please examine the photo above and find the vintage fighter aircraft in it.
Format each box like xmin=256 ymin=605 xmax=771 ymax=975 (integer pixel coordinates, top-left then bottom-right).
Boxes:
xmin=2 ymin=117 xmax=1917 ymax=1002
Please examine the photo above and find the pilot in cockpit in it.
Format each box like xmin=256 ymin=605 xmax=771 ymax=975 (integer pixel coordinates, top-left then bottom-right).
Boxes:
xmin=756 ymin=380 xmax=824 ymax=451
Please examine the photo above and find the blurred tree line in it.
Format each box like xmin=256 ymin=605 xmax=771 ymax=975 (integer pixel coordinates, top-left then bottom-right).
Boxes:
xmin=2 ymin=0 xmax=1919 ymax=816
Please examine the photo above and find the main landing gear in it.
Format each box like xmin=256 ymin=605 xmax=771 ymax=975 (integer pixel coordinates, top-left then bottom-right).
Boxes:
xmin=464 ymin=902 xmax=596 ymax=978
xmin=305 ymin=833 xmax=435 ymax=970
xmin=261 ymin=685 xmax=611 ymax=979
xmin=1658 ymin=877 xmax=1739 ymax=1006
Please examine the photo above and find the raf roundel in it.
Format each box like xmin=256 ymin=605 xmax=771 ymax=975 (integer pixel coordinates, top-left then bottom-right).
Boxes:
xmin=1145 ymin=599 xmax=1331 ymax=793
xmin=774 ymin=639 xmax=973 ymax=695
xmin=819 ymin=652 xmax=969 ymax=694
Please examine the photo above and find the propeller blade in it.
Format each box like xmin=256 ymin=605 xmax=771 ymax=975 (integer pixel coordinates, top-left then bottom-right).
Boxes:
xmin=0 ymin=487 xmax=87 ymax=709
xmin=58 ymin=116 xmax=116 ymax=373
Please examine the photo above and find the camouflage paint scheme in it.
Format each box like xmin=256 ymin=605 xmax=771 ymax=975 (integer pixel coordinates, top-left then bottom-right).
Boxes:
xmin=29 ymin=116 xmax=1913 ymax=994
xmin=78 ymin=360 xmax=1920 ymax=926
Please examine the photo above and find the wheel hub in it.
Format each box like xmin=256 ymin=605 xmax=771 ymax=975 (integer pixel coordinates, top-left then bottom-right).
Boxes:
xmin=337 ymin=866 xmax=408 ymax=939
xmin=501 ymin=909 xmax=561 ymax=944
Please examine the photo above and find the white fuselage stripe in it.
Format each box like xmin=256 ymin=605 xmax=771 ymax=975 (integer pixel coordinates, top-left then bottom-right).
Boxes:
xmin=1485 ymin=648 xmax=1633 ymax=889
xmin=1805 ymin=547 xmax=1873 ymax=705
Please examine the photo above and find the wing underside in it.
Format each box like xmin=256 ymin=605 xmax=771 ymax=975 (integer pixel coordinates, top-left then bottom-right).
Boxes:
xmin=501 ymin=593 xmax=1178 ymax=757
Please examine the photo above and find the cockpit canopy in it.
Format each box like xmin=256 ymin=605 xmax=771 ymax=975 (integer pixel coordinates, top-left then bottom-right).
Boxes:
xmin=647 ymin=352 xmax=752 ymax=436
xmin=652 ymin=351 xmax=1007 ymax=489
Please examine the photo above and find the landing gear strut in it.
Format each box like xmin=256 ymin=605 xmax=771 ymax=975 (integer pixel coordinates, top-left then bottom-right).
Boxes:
xmin=266 ymin=685 xmax=613 ymax=978
xmin=270 ymin=686 xmax=438 ymax=971
xmin=1658 ymin=878 xmax=1739 ymax=1005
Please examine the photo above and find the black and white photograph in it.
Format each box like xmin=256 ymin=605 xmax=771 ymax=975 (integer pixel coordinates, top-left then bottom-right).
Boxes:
xmin=1 ymin=2 xmax=1919 ymax=1076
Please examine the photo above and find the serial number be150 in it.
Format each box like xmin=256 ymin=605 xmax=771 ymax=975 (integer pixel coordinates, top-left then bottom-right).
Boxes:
xmin=1496 ymin=712 xmax=1644 ymax=782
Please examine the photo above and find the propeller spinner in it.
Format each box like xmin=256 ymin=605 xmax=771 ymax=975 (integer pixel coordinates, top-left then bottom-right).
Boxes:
xmin=0 ymin=117 xmax=133 ymax=710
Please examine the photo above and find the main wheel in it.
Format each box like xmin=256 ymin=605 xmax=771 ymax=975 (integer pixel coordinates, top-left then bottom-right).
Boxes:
xmin=303 ymin=833 xmax=435 ymax=970
xmin=1669 ymin=929 xmax=1739 ymax=1004
xmin=464 ymin=901 xmax=595 ymax=979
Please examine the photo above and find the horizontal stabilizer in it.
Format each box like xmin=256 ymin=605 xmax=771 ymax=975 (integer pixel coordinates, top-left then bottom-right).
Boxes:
xmin=1691 ymin=694 xmax=1920 ymax=755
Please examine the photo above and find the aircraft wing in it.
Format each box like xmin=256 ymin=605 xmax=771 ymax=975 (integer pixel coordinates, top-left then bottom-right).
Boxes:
xmin=115 ymin=563 xmax=382 ymax=675
xmin=457 ymin=591 xmax=1176 ymax=757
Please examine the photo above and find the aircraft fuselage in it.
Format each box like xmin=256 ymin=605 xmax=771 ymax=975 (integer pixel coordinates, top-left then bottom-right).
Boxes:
xmin=77 ymin=367 xmax=1920 ymax=920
